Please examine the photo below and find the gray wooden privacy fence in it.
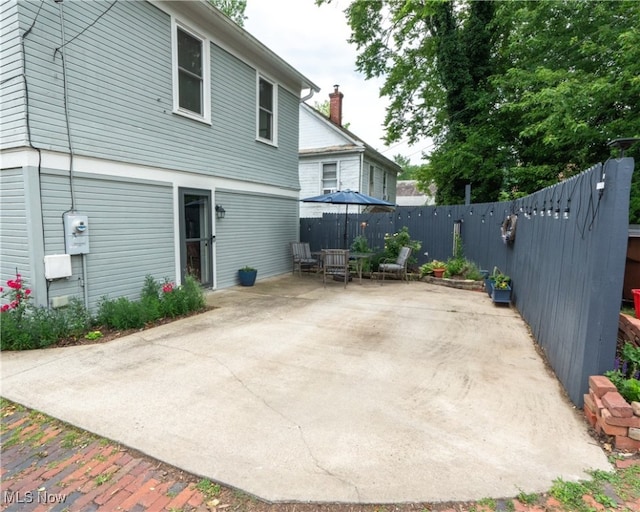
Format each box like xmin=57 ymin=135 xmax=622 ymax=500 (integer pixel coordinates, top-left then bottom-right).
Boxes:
xmin=300 ymin=157 xmax=635 ymax=406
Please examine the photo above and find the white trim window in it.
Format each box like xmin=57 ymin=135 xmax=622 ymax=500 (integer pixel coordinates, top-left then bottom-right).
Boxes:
xmin=172 ymin=18 xmax=211 ymax=124
xmin=369 ymin=164 xmax=375 ymax=195
xmin=257 ymin=75 xmax=277 ymax=144
xmin=382 ymin=171 xmax=388 ymax=199
xmin=322 ymin=162 xmax=338 ymax=194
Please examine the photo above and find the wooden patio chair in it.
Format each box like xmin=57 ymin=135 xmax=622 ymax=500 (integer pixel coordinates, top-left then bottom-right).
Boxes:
xmin=379 ymin=246 xmax=412 ymax=285
xmin=290 ymin=242 xmax=319 ymax=276
xmin=322 ymin=249 xmax=350 ymax=288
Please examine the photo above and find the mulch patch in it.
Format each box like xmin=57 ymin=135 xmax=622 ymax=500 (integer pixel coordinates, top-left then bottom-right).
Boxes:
xmin=49 ymin=306 xmax=217 ymax=349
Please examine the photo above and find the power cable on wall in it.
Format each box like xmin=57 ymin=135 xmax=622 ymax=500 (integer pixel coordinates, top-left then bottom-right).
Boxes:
xmin=54 ymin=0 xmax=117 ymax=52
xmin=20 ymin=0 xmax=49 ymax=307
xmin=54 ymin=2 xmax=76 ymax=212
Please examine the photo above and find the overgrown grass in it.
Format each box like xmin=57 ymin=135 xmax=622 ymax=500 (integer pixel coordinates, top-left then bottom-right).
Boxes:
xmin=548 ymin=468 xmax=640 ymax=511
xmin=195 ymin=479 xmax=221 ymax=500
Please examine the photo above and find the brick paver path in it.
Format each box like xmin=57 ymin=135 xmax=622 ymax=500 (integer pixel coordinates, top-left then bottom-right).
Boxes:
xmin=2 ymin=400 xmax=640 ymax=511
xmin=1 ymin=405 xmax=207 ymax=512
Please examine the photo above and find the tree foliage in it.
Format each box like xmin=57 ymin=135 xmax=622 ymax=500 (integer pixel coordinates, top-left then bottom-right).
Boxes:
xmin=209 ymin=0 xmax=247 ymax=26
xmin=317 ymin=0 xmax=640 ymax=217
xmin=393 ymin=154 xmax=427 ymax=181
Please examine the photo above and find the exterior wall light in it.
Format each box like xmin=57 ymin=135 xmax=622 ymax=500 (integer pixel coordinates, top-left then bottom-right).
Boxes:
xmin=215 ymin=205 xmax=226 ymax=219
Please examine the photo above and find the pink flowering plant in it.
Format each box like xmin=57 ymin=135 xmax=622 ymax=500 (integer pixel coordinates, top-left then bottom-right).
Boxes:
xmin=2 ymin=272 xmax=204 ymax=351
xmin=1 ymin=273 xmax=32 ymax=318
xmin=1 ymin=271 xmax=91 ymax=351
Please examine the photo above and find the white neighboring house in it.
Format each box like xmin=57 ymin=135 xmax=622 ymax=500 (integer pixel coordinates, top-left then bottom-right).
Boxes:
xmin=299 ymin=86 xmax=401 ymax=217
xmin=396 ymin=180 xmax=436 ymax=206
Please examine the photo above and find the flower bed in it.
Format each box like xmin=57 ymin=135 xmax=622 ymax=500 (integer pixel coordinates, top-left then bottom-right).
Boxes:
xmin=584 ymin=375 xmax=640 ymax=451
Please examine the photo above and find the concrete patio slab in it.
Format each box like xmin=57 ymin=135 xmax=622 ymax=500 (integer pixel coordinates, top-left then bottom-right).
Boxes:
xmin=0 ymin=275 xmax=610 ymax=503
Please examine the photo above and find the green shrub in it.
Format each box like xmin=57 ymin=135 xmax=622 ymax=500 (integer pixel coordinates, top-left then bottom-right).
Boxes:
xmin=606 ymin=343 xmax=640 ymax=403
xmin=182 ymin=275 xmax=206 ymax=311
xmin=383 ymin=226 xmax=422 ymax=264
xmin=444 ymin=258 xmax=465 ymax=277
xmin=350 ymin=235 xmax=375 ymax=272
xmin=350 ymin=235 xmax=372 ymax=253
xmin=96 ymin=296 xmax=147 ymax=330
xmin=0 ymin=312 xmax=33 ymax=350
xmin=2 ymin=273 xmax=206 ymax=351
xmin=420 ymin=260 xmax=446 ymax=276
xmin=1 ymin=273 xmax=91 ymax=350
xmin=0 ymin=301 xmax=91 ymax=351
xmin=141 ymin=274 xmax=161 ymax=301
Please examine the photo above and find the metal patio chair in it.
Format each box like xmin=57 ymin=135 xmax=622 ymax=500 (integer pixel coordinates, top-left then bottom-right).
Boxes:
xmin=379 ymin=246 xmax=412 ymax=285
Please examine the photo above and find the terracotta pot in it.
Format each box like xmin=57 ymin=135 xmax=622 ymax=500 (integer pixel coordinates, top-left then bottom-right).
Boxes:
xmin=433 ymin=268 xmax=446 ymax=278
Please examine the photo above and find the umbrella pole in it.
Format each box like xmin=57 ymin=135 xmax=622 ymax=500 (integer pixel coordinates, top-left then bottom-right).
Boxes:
xmin=344 ymin=204 xmax=348 ymax=249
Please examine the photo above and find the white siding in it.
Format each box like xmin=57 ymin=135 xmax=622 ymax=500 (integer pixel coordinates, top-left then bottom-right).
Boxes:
xmin=299 ymin=154 xmax=362 ymax=218
xmin=299 ymin=104 xmax=350 ymax=150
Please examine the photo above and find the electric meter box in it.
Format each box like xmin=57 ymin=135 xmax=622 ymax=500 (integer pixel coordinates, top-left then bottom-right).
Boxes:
xmin=63 ymin=213 xmax=90 ymax=255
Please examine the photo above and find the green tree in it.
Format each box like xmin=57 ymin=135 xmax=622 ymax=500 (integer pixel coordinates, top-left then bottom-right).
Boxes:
xmin=312 ymin=99 xmax=351 ymax=130
xmin=318 ymin=0 xmax=502 ymax=204
xmin=314 ymin=100 xmax=330 ymax=117
xmin=209 ymin=0 xmax=247 ymax=26
xmin=492 ymin=1 xmax=640 ymax=202
xmin=317 ymin=0 xmax=640 ymax=214
xmin=393 ymin=154 xmax=426 ymax=181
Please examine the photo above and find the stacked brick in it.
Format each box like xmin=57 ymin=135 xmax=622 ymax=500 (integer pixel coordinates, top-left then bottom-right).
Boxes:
xmin=584 ymin=375 xmax=640 ymax=451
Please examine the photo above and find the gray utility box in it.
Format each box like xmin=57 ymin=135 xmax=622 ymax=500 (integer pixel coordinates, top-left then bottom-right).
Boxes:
xmin=63 ymin=212 xmax=90 ymax=255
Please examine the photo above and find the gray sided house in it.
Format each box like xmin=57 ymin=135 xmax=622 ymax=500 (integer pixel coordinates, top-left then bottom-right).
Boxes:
xmin=299 ymin=86 xmax=401 ymax=218
xmin=1 ymin=0 xmax=319 ymax=311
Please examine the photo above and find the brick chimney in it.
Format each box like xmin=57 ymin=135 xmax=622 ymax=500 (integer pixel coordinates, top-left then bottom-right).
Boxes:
xmin=329 ymin=84 xmax=343 ymax=126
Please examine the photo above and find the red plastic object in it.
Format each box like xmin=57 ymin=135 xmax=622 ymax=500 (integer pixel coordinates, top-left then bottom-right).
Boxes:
xmin=633 ymin=289 xmax=640 ymax=318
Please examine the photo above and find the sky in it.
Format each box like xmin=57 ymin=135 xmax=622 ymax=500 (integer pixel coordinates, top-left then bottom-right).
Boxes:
xmin=244 ymin=0 xmax=431 ymax=165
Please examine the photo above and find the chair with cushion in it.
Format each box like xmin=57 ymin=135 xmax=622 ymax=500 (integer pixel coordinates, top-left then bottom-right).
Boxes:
xmin=322 ymin=249 xmax=350 ymax=288
xmin=290 ymin=242 xmax=319 ymax=276
xmin=379 ymin=246 xmax=412 ymax=285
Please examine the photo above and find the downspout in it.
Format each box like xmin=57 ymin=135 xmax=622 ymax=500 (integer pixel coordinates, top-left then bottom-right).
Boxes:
xmin=300 ymin=87 xmax=316 ymax=103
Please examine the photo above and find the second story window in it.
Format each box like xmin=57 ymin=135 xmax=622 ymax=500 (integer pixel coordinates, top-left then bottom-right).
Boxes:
xmin=178 ymin=28 xmax=203 ymax=114
xmin=369 ymin=164 xmax=375 ymax=195
xmin=322 ymin=163 xmax=337 ymax=193
xmin=172 ymin=19 xmax=210 ymax=124
xmin=383 ymin=171 xmax=388 ymax=199
xmin=257 ymin=76 xmax=277 ymax=144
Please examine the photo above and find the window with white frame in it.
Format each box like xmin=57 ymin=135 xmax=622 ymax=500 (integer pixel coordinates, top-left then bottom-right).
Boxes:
xmin=172 ymin=19 xmax=210 ymax=123
xmin=382 ymin=171 xmax=388 ymax=199
xmin=257 ymin=76 xmax=276 ymax=143
xmin=322 ymin=163 xmax=338 ymax=193
xmin=369 ymin=164 xmax=374 ymax=195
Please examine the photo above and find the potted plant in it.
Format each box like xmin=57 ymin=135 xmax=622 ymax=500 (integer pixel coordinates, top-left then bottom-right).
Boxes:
xmin=419 ymin=260 xmax=447 ymax=279
xmin=491 ymin=274 xmax=511 ymax=304
xmin=238 ymin=266 xmax=257 ymax=287
xmin=484 ymin=273 xmax=494 ymax=297
xmin=430 ymin=260 xmax=447 ymax=279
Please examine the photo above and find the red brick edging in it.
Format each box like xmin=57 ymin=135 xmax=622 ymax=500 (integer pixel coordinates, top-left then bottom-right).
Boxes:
xmin=584 ymin=375 xmax=640 ymax=451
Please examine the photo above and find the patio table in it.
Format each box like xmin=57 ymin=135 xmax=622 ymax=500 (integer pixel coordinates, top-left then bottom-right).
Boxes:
xmin=349 ymin=252 xmax=374 ymax=284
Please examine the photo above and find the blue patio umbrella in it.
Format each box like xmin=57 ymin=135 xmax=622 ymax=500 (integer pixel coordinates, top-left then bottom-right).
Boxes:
xmin=301 ymin=189 xmax=396 ymax=248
